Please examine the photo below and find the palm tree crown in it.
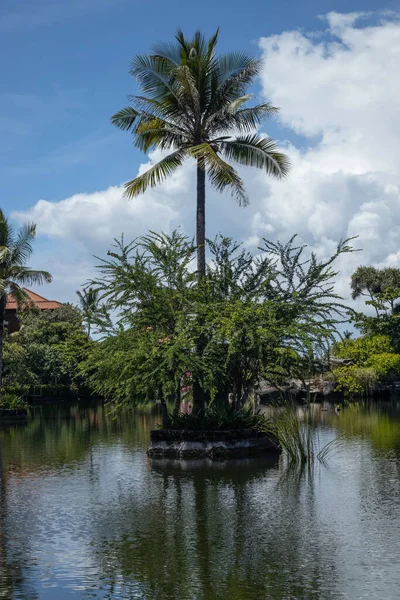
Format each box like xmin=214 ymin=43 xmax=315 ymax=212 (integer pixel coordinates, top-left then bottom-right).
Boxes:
xmin=0 ymin=209 xmax=52 ymax=308
xmin=76 ymin=287 xmax=100 ymax=336
xmin=112 ymin=29 xmax=290 ymax=278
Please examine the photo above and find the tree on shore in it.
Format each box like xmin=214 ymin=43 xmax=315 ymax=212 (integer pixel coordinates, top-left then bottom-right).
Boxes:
xmin=0 ymin=210 xmax=52 ymax=390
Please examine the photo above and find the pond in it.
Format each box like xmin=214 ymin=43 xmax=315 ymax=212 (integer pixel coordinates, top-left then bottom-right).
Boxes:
xmin=0 ymin=400 xmax=400 ymax=599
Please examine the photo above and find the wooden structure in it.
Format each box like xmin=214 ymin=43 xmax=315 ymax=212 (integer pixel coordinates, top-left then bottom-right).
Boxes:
xmin=5 ymin=288 xmax=62 ymax=333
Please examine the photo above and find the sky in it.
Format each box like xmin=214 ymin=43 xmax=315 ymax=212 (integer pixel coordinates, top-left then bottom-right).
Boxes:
xmin=2 ymin=0 xmax=400 ymax=310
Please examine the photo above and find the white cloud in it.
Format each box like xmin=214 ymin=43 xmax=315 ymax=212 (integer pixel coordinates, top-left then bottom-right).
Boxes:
xmin=12 ymin=12 xmax=400 ymax=314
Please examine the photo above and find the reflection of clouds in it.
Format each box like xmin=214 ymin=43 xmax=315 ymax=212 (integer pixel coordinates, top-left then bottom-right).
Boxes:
xmin=2 ymin=402 xmax=400 ymax=597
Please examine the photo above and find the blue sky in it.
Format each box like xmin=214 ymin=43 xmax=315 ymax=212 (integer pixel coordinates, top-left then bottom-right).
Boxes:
xmin=1 ymin=0 xmax=392 ymax=211
xmin=2 ymin=1 xmax=400 ymax=311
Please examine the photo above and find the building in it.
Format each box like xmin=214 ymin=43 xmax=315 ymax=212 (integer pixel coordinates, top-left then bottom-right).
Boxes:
xmin=5 ymin=288 xmax=62 ymax=333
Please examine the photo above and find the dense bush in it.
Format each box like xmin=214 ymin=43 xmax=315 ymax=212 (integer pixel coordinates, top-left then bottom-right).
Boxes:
xmin=332 ymin=334 xmax=400 ymax=397
xmin=3 ymin=305 xmax=93 ymax=394
xmin=0 ymin=393 xmax=28 ymax=410
xmin=82 ymin=229 xmax=354 ymax=426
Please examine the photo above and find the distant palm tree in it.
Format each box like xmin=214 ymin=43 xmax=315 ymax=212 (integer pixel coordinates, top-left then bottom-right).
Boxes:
xmin=76 ymin=287 xmax=100 ymax=336
xmin=112 ymin=29 xmax=290 ymax=280
xmin=0 ymin=210 xmax=52 ymax=389
xmin=343 ymin=330 xmax=354 ymax=340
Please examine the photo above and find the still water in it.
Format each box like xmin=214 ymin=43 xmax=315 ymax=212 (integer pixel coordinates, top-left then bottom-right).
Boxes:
xmin=0 ymin=400 xmax=400 ymax=599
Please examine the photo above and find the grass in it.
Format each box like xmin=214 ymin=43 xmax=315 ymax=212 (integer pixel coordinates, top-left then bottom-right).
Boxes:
xmin=262 ymin=398 xmax=340 ymax=466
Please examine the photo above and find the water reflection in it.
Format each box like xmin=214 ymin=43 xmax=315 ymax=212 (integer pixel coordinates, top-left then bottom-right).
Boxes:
xmin=0 ymin=400 xmax=399 ymax=598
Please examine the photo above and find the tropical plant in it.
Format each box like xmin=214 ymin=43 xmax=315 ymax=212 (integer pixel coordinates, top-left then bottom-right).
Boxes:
xmin=0 ymin=392 xmax=27 ymax=410
xmin=83 ymin=230 xmax=355 ymax=426
xmin=351 ymin=266 xmax=400 ymax=314
xmin=76 ymin=287 xmax=101 ymax=336
xmin=262 ymin=398 xmax=340 ymax=466
xmin=0 ymin=210 xmax=52 ymax=389
xmin=112 ymin=30 xmax=291 ymax=412
xmin=164 ymin=405 xmax=269 ymax=431
xmin=111 ymin=29 xmax=290 ymax=280
xmin=3 ymin=304 xmax=92 ymax=394
xmin=331 ymin=334 xmax=400 ymax=397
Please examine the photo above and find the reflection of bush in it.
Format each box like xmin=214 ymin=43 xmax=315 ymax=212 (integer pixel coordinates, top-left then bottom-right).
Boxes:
xmin=0 ymin=402 xmax=159 ymax=473
xmin=327 ymin=404 xmax=400 ymax=449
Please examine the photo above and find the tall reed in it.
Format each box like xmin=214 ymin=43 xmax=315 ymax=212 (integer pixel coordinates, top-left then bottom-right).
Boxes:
xmin=263 ymin=396 xmax=338 ymax=466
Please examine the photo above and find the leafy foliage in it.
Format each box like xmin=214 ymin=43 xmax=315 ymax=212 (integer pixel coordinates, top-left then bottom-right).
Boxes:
xmin=76 ymin=287 xmax=110 ymax=336
xmin=333 ymin=335 xmax=393 ymax=363
xmin=3 ymin=305 xmax=92 ymax=393
xmin=0 ymin=209 xmax=52 ymax=388
xmin=331 ymin=334 xmax=400 ymax=397
xmin=82 ymin=229 xmax=354 ymax=424
xmin=0 ymin=392 xmax=28 ymax=410
xmin=112 ymin=30 xmax=289 ymax=203
xmin=350 ymin=265 xmax=400 ymax=350
xmin=164 ymin=406 xmax=268 ymax=431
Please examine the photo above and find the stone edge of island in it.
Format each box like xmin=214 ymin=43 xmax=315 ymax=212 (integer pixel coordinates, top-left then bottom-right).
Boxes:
xmin=147 ymin=428 xmax=280 ymax=459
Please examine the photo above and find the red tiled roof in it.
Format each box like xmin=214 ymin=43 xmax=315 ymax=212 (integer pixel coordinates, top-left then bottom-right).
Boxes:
xmin=5 ymin=288 xmax=62 ymax=311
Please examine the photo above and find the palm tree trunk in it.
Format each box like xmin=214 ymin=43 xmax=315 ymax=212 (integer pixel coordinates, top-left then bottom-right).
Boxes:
xmin=196 ymin=157 xmax=206 ymax=279
xmin=193 ymin=157 xmax=206 ymax=416
xmin=0 ymin=296 xmax=5 ymax=391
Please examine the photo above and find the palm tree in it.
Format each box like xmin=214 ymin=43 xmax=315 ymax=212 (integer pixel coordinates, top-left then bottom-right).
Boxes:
xmin=0 ymin=210 xmax=52 ymax=389
xmin=111 ymin=29 xmax=290 ymax=280
xmin=76 ymin=287 xmax=100 ymax=336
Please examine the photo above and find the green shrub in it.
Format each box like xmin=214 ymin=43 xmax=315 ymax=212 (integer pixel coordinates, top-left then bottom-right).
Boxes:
xmin=162 ymin=406 xmax=269 ymax=431
xmin=332 ymin=334 xmax=400 ymax=397
xmin=365 ymin=352 xmax=400 ymax=379
xmin=334 ymin=366 xmax=376 ymax=397
xmin=332 ymin=335 xmax=393 ymax=364
xmin=3 ymin=384 xmax=30 ymax=397
xmin=0 ymin=393 xmax=28 ymax=410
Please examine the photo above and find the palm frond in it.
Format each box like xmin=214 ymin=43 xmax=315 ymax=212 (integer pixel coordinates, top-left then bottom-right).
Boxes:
xmin=189 ymin=143 xmax=248 ymax=205
xmin=12 ymin=222 xmax=36 ymax=266
xmin=130 ymin=54 xmax=178 ymax=101
xmin=220 ymin=134 xmax=290 ymax=178
xmin=208 ymin=101 xmax=279 ymax=135
xmin=111 ymin=107 xmax=140 ymax=131
xmin=231 ymin=103 xmax=280 ymax=132
xmin=127 ymin=96 xmax=188 ymax=130
xmin=11 ymin=267 xmax=52 ymax=286
xmin=0 ymin=210 xmax=12 ymax=248
xmin=134 ymin=118 xmax=187 ymax=152
xmin=124 ymin=150 xmax=187 ymax=198
xmin=151 ymin=39 xmax=182 ymax=65
xmin=207 ymin=28 xmax=220 ymax=58
xmin=7 ymin=283 xmax=34 ymax=310
xmin=208 ymin=55 xmax=261 ymax=115
xmin=172 ymin=65 xmax=200 ymax=117
xmin=0 ymin=246 xmax=13 ymax=265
